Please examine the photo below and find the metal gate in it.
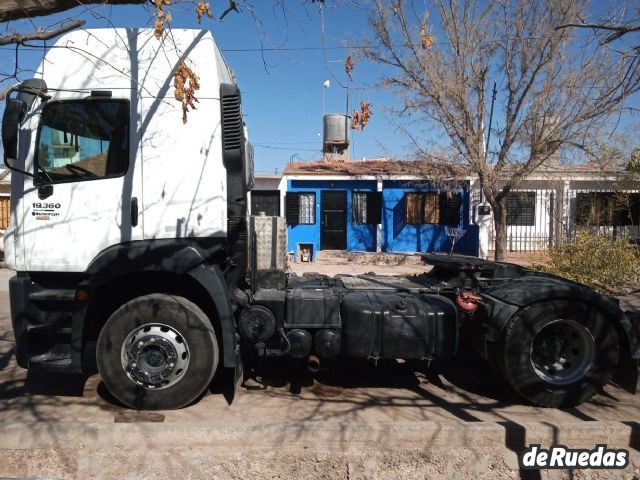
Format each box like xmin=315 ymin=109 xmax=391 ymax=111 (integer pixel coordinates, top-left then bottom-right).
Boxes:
xmin=487 ymin=186 xmax=640 ymax=252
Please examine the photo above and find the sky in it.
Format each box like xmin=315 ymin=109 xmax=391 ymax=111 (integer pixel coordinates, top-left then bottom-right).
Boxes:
xmin=1 ymin=0 xmax=638 ymax=174
xmin=1 ymin=1 xmax=411 ymax=174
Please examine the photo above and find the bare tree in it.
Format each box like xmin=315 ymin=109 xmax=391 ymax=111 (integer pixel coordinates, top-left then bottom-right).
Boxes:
xmin=556 ymin=2 xmax=639 ymax=109
xmin=366 ymin=0 xmax=640 ymax=261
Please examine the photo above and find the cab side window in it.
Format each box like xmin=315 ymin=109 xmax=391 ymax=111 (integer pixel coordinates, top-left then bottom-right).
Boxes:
xmin=36 ymin=100 xmax=129 ymax=183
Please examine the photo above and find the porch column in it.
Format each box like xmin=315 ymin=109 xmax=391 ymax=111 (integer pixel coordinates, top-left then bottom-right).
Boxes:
xmin=376 ymin=177 xmax=383 ymax=253
xmin=557 ymin=180 xmax=570 ymax=246
xmin=471 ymin=178 xmax=491 ymax=259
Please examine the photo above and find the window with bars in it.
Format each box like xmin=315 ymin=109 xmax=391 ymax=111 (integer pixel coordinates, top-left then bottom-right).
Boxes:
xmin=440 ymin=192 xmax=462 ymax=226
xmin=405 ymin=193 xmax=424 ymax=224
xmin=506 ymin=192 xmax=536 ymax=226
xmin=352 ymin=192 xmax=382 ymax=224
xmin=617 ymin=193 xmax=640 ymax=225
xmin=251 ymin=190 xmax=280 ymax=216
xmin=285 ymin=192 xmax=316 ymax=224
xmin=574 ymin=192 xmax=640 ymax=226
xmin=404 ymin=191 xmax=461 ymax=226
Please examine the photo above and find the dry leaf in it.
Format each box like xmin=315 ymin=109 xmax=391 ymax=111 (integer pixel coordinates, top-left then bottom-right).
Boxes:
xmin=345 ymin=55 xmax=354 ymax=80
xmin=420 ymin=18 xmax=433 ymax=49
xmin=351 ymin=101 xmax=373 ymax=131
xmin=351 ymin=109 xmax=360 ymax=130
xmin=174 ymin=62 xmax=200 ymax=123
xmin=196 ymin=0 xmax=213 ymax=24
xmin=153 ymin=0 xmax=172 ymax=39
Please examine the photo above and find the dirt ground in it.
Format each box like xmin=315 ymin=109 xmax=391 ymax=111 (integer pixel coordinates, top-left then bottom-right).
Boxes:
xmin=1 ymin=262 xmax=640 ymax=479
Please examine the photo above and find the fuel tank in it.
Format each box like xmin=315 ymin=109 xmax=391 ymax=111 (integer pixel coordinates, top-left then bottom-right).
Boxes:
xmin=341 ymin=292 xmax=458 ymax=360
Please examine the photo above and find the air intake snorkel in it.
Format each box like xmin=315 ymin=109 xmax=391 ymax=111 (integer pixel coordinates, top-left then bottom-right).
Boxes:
xmin=220 ymin=83 xmax=250 ymax=306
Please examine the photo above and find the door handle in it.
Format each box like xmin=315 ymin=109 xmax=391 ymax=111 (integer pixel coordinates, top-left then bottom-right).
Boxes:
xmin=131 ymin=197 xmax=138 ymax=227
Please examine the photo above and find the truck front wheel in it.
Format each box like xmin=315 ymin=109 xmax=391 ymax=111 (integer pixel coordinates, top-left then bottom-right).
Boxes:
xmin=496 ymin=301 xmax=619 ymax=408
xmin=97 ymin=293 xmax=219 ymax=410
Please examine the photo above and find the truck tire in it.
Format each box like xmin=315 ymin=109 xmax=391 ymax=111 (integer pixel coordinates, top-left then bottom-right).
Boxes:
xmin=496 ymin=300 xmax=619 ymax=408
xmin=97 ymin=293 xmax=219 ymax=410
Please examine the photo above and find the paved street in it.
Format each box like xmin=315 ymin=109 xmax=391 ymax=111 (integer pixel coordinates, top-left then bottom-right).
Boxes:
xmin=0 ymin=267 xmax=639 ymax=479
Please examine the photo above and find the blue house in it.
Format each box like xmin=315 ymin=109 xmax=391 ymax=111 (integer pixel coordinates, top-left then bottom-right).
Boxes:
xmin=282 ymin=159 xmax=479 ymax=260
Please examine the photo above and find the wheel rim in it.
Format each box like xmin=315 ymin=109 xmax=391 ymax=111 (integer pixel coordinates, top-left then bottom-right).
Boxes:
xmin=529 ymin=319 xmax=595 ymax=386
xmin=120 ymin=323 xmax=190 ymax=390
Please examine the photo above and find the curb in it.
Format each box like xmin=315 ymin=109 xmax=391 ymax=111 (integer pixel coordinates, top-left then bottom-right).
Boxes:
xmin=1 ymin=420 xmax=638 ymax=451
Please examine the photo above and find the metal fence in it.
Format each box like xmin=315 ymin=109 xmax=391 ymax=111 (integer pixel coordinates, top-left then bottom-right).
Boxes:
xmin=487 ymin=186 xmax=640 ymax=252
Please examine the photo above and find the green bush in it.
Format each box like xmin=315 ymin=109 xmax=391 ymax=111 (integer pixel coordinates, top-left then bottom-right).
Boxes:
xmin=533 ymin=232 xmax=640 ymax=294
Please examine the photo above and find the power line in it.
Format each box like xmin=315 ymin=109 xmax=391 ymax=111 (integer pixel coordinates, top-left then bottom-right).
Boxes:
xmin=221 ymin=36 xmax=593 ymax=52
xmin=253 ymin=144 xmax=319 ymax=152
xmin=0 ymin=34 xmax=596 ymax=53
xmin=251 ymin=140 xmax=319 ymax=144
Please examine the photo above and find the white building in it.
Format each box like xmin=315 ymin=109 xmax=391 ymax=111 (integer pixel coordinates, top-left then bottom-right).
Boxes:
xmin=248 ymin=170 xmax=285 ymax=216
xmin=470 ymin=164 xmax=640 ymax=257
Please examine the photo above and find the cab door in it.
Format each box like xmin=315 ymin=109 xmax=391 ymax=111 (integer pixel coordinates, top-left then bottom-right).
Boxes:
xmin=19 ymin=98 xmax=142 ymax=272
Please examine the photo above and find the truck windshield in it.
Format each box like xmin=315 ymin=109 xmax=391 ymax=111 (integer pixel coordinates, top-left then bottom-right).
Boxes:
xmin=35 ymin=99 xmax=129 ymax=183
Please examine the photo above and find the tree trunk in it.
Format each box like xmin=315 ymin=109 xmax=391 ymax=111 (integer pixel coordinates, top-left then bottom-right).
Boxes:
xmin=492 ymin=199 xmax=508 ymax=262
xmin=0 ymin=0 xmax=145 ymax=22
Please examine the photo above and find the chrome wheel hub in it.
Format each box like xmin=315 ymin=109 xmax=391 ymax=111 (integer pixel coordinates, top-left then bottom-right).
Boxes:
xmin=121 ymin=324 xmax=190 ymax=390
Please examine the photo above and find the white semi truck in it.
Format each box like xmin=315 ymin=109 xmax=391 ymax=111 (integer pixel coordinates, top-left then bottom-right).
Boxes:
xmin=2 ymin=28 xmax=638 ymax=410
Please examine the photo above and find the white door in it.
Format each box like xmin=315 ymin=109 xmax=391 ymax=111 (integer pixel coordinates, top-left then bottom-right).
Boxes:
xmin=19 ymin=97 xmax=142 ymax=272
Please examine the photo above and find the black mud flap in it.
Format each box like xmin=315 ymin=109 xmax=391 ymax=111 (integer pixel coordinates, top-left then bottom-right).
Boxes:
xmin=612 ymin=312 xmax=640 ymax=394
xmin=612 ymin=361 xmax=639 ymax=394
xmin=233 ymin=343 xmax=244 ymax=401
xmin=612 ymin=345 xmax=639 ymax=394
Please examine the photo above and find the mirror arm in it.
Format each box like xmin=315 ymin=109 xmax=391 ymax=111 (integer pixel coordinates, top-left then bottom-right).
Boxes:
xmin=10 ymin=86 xmax=51 ymax=102
xmin=3 ymin=159 xmax=36 ymax=180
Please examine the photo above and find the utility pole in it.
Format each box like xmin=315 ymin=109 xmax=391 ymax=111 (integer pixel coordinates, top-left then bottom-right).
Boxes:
xmin=481 ymin=80 xmax=498 ymax=203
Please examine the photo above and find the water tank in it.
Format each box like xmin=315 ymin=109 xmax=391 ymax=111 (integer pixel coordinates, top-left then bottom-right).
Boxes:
xmin=323 ymin=114 xmax=349 ymax=145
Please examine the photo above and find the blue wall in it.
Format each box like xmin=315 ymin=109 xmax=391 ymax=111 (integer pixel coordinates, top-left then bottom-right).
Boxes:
xmin=381 ymin=181 xmax=478 ymax=255
xmin=287 ymin=179 xmax=378 ymax=258
xmin=286 ymin=178 xmax=479 ymax=258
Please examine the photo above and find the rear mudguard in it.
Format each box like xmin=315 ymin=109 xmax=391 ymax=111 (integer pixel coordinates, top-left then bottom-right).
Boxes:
xmin=480 ymin=276 xmax=639 ymax=393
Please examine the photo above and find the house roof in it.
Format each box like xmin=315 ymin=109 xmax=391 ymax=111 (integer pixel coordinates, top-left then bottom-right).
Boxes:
xmin=284 ymin=158 xmax=469 ymax=177
xmin=283 ymin=158 xmax=632 ymax=181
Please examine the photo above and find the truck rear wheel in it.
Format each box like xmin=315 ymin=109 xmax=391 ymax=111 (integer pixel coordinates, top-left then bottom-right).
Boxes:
xmin=496 ymin=301 xmax=619 ymax=408
xmin=97 ymin=293 xmax=219 ymax=410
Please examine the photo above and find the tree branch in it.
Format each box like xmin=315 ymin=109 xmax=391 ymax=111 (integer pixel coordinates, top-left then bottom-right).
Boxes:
xmin=556 ymin=22 xmax=640 ymax=34
xmin=557 ymin=21 xmax=640 ymax=45
xmin=220 ymin=0 xmax=238 ymax=20
xmin=0 ymin=19 xmax=85 ymax=46
xmin=0 ymin=0 xmax=147 ymax=22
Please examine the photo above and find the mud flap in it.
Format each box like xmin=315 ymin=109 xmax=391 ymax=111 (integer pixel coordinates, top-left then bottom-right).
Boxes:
xmin=612 ymin=345 xmax=639 ymax=394
xmin=233 ymin=343 xmax=243 ymax=400
xmin=612 ymin=312 xmax=640 ymax=394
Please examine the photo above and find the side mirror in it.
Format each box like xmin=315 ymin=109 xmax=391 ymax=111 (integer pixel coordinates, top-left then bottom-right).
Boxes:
xmin=2 ymin=97 xmax=26 ymax=165
xmin=38 ymin=184 xmax=54 ymax=199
